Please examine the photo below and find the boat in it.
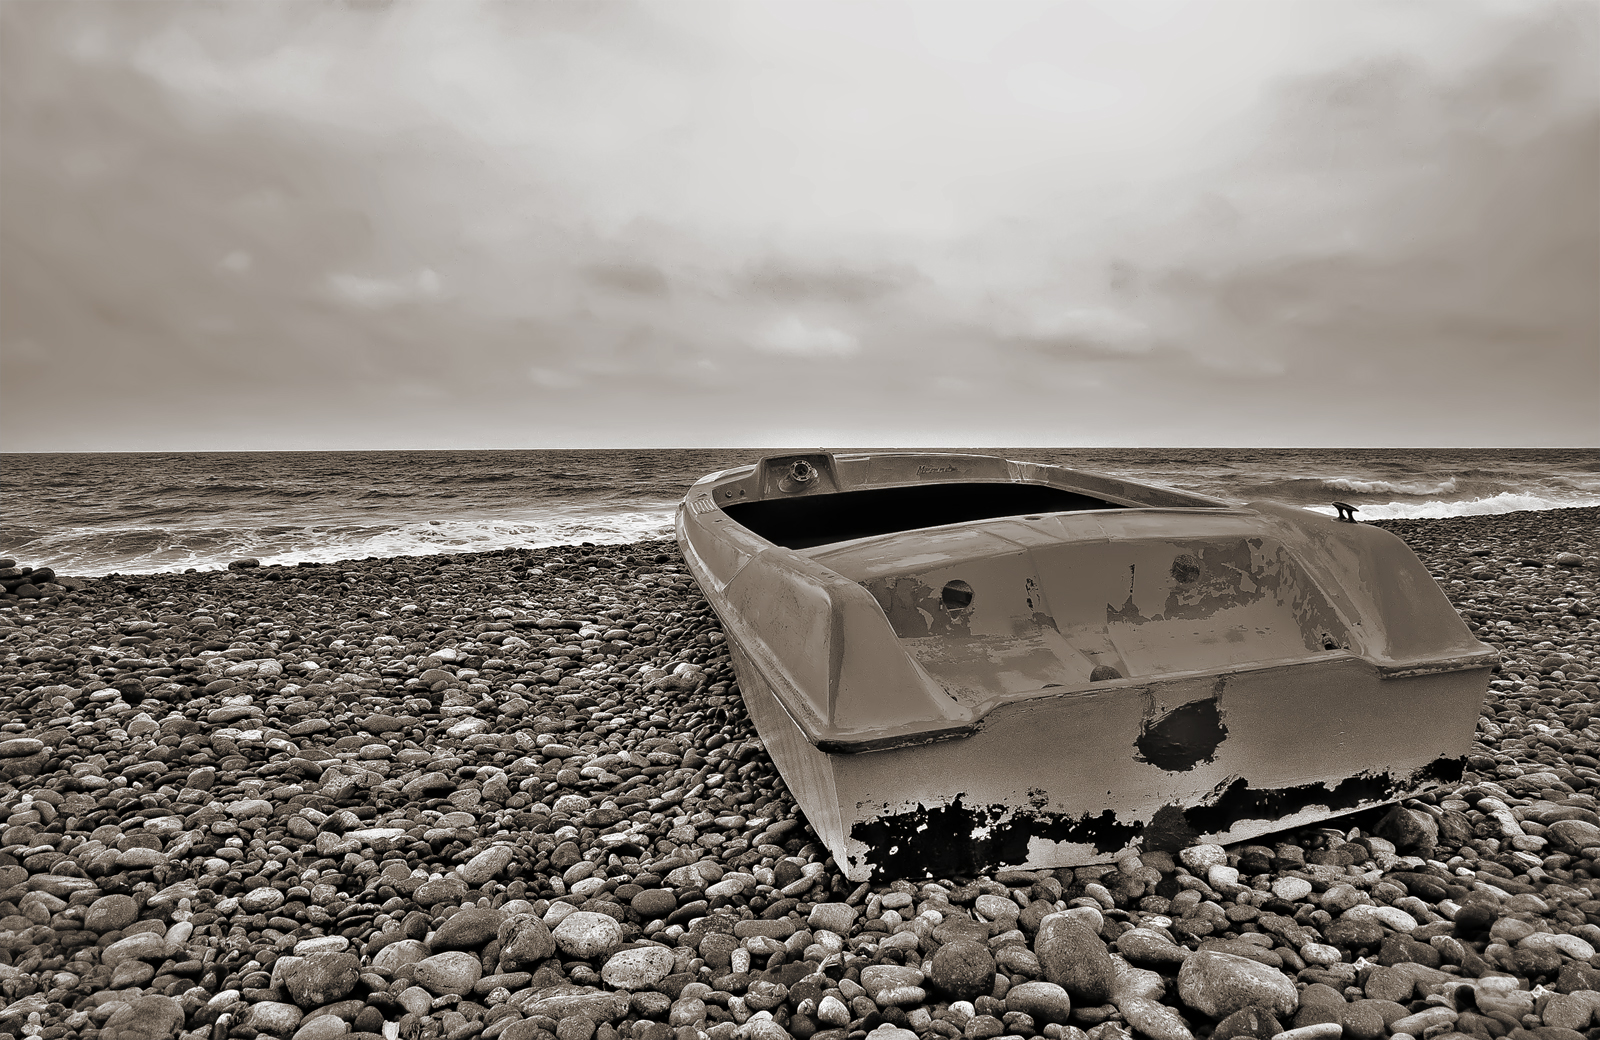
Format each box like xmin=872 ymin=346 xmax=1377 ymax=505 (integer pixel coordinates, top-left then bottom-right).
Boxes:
xmin=675 ymin=451 xmax=1497 ymax=881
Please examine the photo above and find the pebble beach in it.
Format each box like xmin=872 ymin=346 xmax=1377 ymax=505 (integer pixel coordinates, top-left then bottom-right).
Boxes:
xmin=0 ymin=507 xmax=1596 ymax=1040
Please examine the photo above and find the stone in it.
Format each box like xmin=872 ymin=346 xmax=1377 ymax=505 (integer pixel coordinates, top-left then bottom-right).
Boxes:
xmin=458 ymin=844 xmax=516 ymax=885
xmin=373 ymin=939 xmax=429 ymax=973
xmin=601 ymin=946 xmax=676 ymax=990
xmin=1271 ymin=877 xmax=1313 ymax=903
xmin=415 ymin=877 xmax=468 ymax=907
xmin=552 ymin=911 xmax=624 ymax=959
xmin=101 ymin=931 xmax=169 ymax=966
xmin=398 ymin=987 xmax=432 ymax=1016
xmin=499 ymin=915 xmax=557 ymax=969
xmin=101 ymin=994 xmax=185 ymax=1040
xmin=808 ymin=902 xmax=858 ymax=934
xmin=241 ymin=886 xmax=287 ymax=912
xmin=1004 ymin=981 xmax=1074 ymax=1025
xmin=1176 ymin=951 xmax=1297 ymax=1020
xmin=414 ymin=951 xmax=484 ymax=996
xmin=431 ymin=907 xmax=506 ymax=950
xmin=929 ymin=939 xmax=995 ymax=1002
xmin=1340 ymin=1001 xmax=1394 ymax=1040
xmin=281 ymin=952 xmax=361 ymax=1009
xmin=1543 ymin=994 xmax=1595 ymax=1030
xmin=1115 ymin=929 xmax=1189 ymax=970
xmin=111 ymin=960 xmax=156 ymax=988
xmin=865 ymin=1026 xmax=916 ymax=1040
xmin=1036 ymin=914 xmax=1115 ymax=1006
xmin=1389 ymin=1007 xmax=1457 ymax=1036
xmin=1119 ymin=996 xmax=1194 ymax=1040
xmin=1322 ymin=915 xmax=1386 ymax=950
xmin=1273 ymin=1026 xmax=1341 ymax=1040
xmin=860 ymin=964 xmax=927 ymax=1007
xmin=632 ymin=889 xmax=678 ymax=919
xmin=1211 ymin=1007 xmax=1281 ymax=1040
xmin=1374 ymin=806 xmax=1438 ymax=853
xmin=1111 ymin=956 xmax=1168 ymax=1003
xmin=293 ymin=1017 xmax=351 ymax=1040
xmin=1180 ymin=845 xmax=1227 ymax=872
xmin=522 ymin=991 xmax=630 ymax=1023
xmin=1521 ymin=932 xmax=1596 ymax=961
xmin=1547 ymin=820 xmax=1600 ymax=856
xmin=85 ymin=893 xmax=140 ymax=932
xmin=247 ymin=1002 xmax=306 ymax=1038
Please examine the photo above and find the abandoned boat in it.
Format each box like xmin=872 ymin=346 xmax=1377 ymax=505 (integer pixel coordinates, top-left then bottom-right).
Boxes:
xmin=676 ymin=452 xmax=1496 ymax=881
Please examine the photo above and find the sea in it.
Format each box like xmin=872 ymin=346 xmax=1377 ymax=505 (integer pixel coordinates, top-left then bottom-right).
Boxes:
xmin=2 ymin=447 xmax=1596 ymax=577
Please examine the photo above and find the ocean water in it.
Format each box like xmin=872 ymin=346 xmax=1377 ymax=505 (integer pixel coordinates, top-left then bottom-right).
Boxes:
xmin=2 ymin=447 xmax=1596 ymax=576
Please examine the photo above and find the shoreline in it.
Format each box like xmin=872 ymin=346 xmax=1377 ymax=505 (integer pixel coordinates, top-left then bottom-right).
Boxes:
xmin=2 ymin=503 xmax=1597 ymax=587
xmin=0 ymin=508 xmax=1594 ymax=1040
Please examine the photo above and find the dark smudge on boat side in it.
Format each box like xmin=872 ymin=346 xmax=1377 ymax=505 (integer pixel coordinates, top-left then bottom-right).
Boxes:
xmin=847 ymin=755 xmax=1466 ymax=880
xmin=1134 ymin=694 xmax=1229 ymax=772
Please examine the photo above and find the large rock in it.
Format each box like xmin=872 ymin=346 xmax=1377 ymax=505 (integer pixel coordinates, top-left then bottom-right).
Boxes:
xmin=859 ymin=964 xmax=927 ymax=1008
xmin=246 ymin=1002 xmax=305 ymax=1038
xmin=928 ymin=940 xmax=995 ymax=1002
xmin=414 ymin=951 xmax=483 ymax=996
xmin=102 ymin=995 xmax=185 ymax=1040
xmin=431 ymin=907 xmax=506 ymax=950
xmin=808 ymin=902 xmax=858 ymax=934
xmin=1117 ymin=929 xmax=1190 ymax=970
xmin=600 ymin=946 xmax=676 ymax=991
xmin=1005 ymin=981 xmax=1073 ymax=1025
xmin=521 ymin=989 xmax=630 ymax=1023
xmin=1176 ymin=951 xmax=1297 ymax=1020
xmin=1120 ymin=996 xmax=1195 ymax=1040
xmin=85 ymin=894 xmax=140 ymax=933
xmin=101 ymin=932 xmax=169 ymax=966
xmin=1036 ymin=914 xmax=1114 ymax=1005
xmin=552 ymin=911 xmax=623 ymax=960
xmin=1373 ymin=806 xmax=1438 ymax=854
xmin=1211 ymin=1007 xmax=1282 ymax=1040
xmin=1547 ymin=820 xmax=1600 ymax=856
xmin=457 ymin=844 xmax=515 ymax=885
xmin=498 ymin=914 xmax=557 ymax=970
xmin=373 ymin=938 xmax=429 ymax=973
xmin=281 ymin=952 xmax=361 ymax=1008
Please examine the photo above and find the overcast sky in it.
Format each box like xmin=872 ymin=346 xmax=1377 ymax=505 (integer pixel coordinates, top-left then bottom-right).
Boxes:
xmin=3 ymin=0 xmax=1596 ymax=451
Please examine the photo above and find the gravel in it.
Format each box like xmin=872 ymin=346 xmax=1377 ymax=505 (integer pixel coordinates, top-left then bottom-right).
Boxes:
xmin=0 ymin=507 xmax=1595 ymax=1040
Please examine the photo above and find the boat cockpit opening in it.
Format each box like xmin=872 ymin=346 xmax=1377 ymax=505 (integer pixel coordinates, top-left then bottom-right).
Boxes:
xmin=723 ymin=481 xmax=1127 ymax=550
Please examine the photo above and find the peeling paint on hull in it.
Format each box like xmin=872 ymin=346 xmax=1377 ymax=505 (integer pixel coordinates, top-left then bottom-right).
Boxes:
xmin=849 ymin=756 xmax=1465 ymax=880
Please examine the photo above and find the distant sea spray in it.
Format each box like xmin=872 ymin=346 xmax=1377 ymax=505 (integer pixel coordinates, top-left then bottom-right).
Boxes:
xmin=2 ymin=447 xmax=1595 ymax=576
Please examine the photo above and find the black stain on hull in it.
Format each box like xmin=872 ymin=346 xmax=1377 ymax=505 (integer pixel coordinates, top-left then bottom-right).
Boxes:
xmin=848 ymin=755 xmax=1465 ymax=880
xmin=1135 ymin=697 xmax=1228 ymax=771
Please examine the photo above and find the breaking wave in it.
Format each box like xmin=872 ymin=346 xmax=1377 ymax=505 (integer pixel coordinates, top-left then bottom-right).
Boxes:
xmin=1308 ymin=491 xmax=1600 ymax=521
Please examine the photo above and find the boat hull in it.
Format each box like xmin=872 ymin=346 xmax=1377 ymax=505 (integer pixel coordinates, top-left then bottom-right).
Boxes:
xmin=679 ymin=452 xmax=1495 ymax=880
xmin=733 ymin=637 xmax=1483 ymax=879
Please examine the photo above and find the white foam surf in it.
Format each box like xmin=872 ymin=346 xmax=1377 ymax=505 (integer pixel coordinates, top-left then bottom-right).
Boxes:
xmin=1308 ymin=491 xmax=1600 ymax=521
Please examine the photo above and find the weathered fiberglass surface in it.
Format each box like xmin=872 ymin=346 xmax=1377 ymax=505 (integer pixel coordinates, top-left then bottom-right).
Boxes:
xmin=678 ymin=452 xmax=1497 ymax=880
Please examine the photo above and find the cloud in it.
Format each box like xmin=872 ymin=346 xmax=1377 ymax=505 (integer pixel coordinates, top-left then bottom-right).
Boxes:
xmin=751 ymin=315 xmax=860 ymax=358
xmin=1 ymin=0 xmax=1593 ymax=449
xmin=584 ymin=263 xmax=670 ymax=296
xmin=1004 ymin=305 xmax=1153 ymax=355
xmin=326 ymin=270 xmax=442 ymax=309
xmin=736 ymin=259 xmax=919 ymax=303
xmin=528 ymin=367 xmax=582 ymax=390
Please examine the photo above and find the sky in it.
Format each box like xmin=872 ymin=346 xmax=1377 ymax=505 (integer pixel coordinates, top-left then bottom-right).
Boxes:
xmin=2 ymin=0 xmax=1596 ymax=451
